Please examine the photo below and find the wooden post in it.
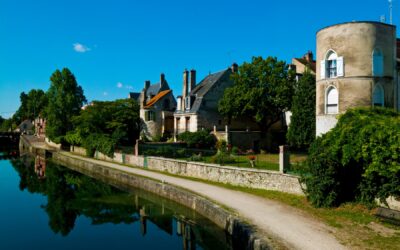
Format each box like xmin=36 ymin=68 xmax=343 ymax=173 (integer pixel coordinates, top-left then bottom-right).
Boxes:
xmin=279 ymin=145 xmax=290 ymax=173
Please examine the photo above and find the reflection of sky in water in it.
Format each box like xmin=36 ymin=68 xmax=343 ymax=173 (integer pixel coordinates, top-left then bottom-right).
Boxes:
xmin=0 ymin=154 xmax=231 ymax=250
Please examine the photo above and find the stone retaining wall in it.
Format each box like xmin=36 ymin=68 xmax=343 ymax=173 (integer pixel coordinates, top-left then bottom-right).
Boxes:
xmin=70 ymin=146 xmax=304 ymax=195
xmin=53 ymin=152 xmax=274 ymax=250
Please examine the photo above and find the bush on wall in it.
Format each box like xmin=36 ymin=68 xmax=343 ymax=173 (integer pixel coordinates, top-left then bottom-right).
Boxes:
xmin=304 ymin=108 xmax=400 ymax=207
xmin=177 ymin=130 xmax=216 ymax=149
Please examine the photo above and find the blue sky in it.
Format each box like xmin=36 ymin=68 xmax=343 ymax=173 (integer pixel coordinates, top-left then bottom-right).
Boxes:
xmin=0 ymin=0 xmax=398 ymax=118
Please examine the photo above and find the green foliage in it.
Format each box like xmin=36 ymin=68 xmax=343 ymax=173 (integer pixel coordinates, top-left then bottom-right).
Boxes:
xmin=66 ymin=99 xmax=140 ymax=157
xmin=304 ymin=108 xmax=400 ymax=207
xmin=177 ymin=130 xmax=216 ymax=148
xmin=142 ymin=146 xmax=188 ymax=158
xmin=13 ymin=89 xmax=48 ymax=124
xmin=219 ymin=56 xmax=295 ymax=133
xmin=0 ymin=118 xmax=17 ymax=132
xmin=46 ymin=68 xmax=86 ymax=143
xmin=210 ymin=152 xmax=236 ymax=165
xmin=287 ymin=71 xmax=316 ymax=150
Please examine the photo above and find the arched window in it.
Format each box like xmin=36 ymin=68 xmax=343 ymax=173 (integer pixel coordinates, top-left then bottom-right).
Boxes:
xmin=373 ymin=84 xmax=384 ymax=107
xmin=326 ymin=51 xmax=337 ymax=78
xmin=326 ymin=86 xmax=338 ymax=114
xmin=372 ymin=48 xmax=384 ymax=76
xmin=321 ymin=50 xmax=344 ymax=79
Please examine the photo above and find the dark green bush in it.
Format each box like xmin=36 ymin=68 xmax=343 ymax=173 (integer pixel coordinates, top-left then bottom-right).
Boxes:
xmin=304 ymin=108 xmax=400 ymax=207
xmin=177 ymin=130 xmax=216 ymax=148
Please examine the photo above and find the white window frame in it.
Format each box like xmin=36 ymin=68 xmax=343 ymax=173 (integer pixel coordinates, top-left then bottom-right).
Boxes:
xmin=321 ymin=50 xmax=344 ymax=79
xmin=325 ymin=85 xmax=339 ymax=114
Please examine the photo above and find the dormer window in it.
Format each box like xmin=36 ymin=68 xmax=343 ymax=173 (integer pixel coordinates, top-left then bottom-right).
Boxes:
xmin=321 ymin=50 xmax=344 ymax=79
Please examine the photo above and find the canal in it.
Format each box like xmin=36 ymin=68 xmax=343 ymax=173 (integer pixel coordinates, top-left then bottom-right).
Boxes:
xmin=0 ymin=149 xmax=234 ymax=250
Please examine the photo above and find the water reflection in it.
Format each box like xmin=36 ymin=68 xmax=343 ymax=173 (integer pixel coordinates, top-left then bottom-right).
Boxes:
xmin=8 ymin=153 xmax=232 ymax=250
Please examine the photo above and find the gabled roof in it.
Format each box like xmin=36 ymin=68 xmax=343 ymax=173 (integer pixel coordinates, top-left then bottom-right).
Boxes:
xmin=145 ymin=90 xmax=172 ymax=108
xmin=186 ymin=69 xmax=230 ymax=113
xmin=147 ymin=83 xmax=161 ymax=97
xmin=190 ymin=70 xmax=227 ymax=97
xmin=293 ymin=58 xmax=316 ymax=73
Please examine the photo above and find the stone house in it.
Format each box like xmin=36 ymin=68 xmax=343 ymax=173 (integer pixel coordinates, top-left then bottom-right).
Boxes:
xmin=291 ymin=51 xmax=316 ymax=77
xmin=174 ymin=64 xmax=285 ymax=151
xmin=130 ymin=73 xmax=177 ymax=140
xmin=316 ymin=21 xmax=400 ymax=136
xmin=34 ymin=116 xmax=46 ymax=138
xmin=17 ymin=119 xmax=34 ymax=134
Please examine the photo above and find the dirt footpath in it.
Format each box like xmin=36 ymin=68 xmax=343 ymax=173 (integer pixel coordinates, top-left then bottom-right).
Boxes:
xmin=61 ymin=152 xmax=346 ymax=250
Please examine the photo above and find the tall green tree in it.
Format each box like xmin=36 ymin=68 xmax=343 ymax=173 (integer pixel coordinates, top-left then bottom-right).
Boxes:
xmin=46 ymin=68 xmax=86 ymax=143
xmin=287 ymin=71 xmax=316 ymax=150
xmin=218 ymin=56 xmax=295 ymax=134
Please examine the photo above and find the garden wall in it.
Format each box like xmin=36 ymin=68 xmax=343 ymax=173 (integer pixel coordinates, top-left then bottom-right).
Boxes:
xmin=70 ymin=146 xmax=304 ymax=195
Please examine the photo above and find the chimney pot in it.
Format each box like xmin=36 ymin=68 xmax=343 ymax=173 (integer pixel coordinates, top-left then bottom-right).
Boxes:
xmin=231 ymin=63 xmax=238 ymax=73
xmin=190 ymin=69 xmax=196 ymax=92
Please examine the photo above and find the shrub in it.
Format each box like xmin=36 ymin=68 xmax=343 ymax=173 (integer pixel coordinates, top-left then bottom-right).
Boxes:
xmin=177 ymin=130 xmax=216 ymax=148
xmin=304 ymin=108 xmax=400 ymax=207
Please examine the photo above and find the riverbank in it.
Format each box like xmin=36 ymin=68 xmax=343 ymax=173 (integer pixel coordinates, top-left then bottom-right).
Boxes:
xmin=53 ymin=150 xmax=345 ymax=250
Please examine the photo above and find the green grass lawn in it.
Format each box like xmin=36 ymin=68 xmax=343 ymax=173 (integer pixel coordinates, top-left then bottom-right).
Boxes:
xmin=183 ymin=152 xmax=308 ymax=171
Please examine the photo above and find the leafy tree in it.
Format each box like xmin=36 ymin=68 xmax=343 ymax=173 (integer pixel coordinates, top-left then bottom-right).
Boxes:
xmin=13 ymin=89 xmax=48 ymax=123
xmin=287 ymin=71 xmax=316 ymax=150
xmin=0 ymin=118 xmax=17 ymax=132
xmin=304 ymin=108 xmax=400 ymax=207
xmin=66 ymin=99 xmax=140 ymax=157
xmin=219 ymin=56 xmax=295 ymax=135
xmin=46 ymin=68 xmax=86 ymax=143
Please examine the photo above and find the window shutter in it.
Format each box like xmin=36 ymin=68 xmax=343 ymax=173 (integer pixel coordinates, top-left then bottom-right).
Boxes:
xmin=337 ymin=57 xmax=344 ymax=77
xmin=320 ymin=60 xmax=326 ymax=79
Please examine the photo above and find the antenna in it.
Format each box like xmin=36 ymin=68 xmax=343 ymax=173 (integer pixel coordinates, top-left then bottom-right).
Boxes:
xmin=389 ymin=0 xmax=393 ymax=24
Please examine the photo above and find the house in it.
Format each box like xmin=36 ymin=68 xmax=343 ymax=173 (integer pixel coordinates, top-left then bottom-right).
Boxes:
xmin=17 ymin=119 xmax=34 ymax=134
xmin=316 ymin=21 xmax=400 ymax=136
xmin=174 ymin=64 xmax=283 ymax=151
xmin=291 ymin=51 xmax=316 ymax=78
xmin=132 ymin=73 xmax=177 ymax=140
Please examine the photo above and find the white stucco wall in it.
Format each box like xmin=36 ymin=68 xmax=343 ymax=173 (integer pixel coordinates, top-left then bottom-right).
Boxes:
xmin=316 ymin=115 xmax=338 ymax=136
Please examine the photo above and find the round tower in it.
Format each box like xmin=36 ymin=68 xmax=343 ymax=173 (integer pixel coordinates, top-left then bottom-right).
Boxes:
xmin=316 ymin=21 xmax=397 ymax=135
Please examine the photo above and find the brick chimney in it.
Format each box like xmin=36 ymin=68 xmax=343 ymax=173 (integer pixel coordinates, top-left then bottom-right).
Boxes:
xmin=141 ymin=80 xmax=150 ymax=108
xmin=160 ymin=73 xmax=165 ymax=89
xmin=231 ymin=63 xmax=238 ymax=73
xmin=190 ymin=69 xmax=196 ymax=92
xmin=182 ymin=69 xmax=189 ymax=110
xmin=304 ymin=51 xmax=313 ymax=62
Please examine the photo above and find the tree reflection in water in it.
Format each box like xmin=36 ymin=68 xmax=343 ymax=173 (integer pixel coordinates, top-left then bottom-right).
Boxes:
xmin=10 ymin=153 xmax=232 ymax=250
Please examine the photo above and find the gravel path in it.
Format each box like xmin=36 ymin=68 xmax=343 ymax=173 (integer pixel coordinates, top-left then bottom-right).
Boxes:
xmin=61 ymin=152 xmax=346 ymax=250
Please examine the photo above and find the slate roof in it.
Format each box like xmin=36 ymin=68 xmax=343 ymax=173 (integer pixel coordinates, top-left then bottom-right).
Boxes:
xmin=128 ymin=92 xmax=140 ymax=100
xmin=145 ymin=90 xmax=172 ymax=108
xmin=185 ymin=69 xmax=230 ymax=113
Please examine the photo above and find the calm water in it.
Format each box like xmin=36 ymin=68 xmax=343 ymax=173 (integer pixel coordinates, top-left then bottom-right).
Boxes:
xmin=0 ymin=149 xmax=234 ymax=250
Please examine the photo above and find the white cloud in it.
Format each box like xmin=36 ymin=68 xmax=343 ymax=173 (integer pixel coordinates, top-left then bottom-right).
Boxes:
xmin=103 ymin=91 xmax=108 ymax=96
xmin=117 ymin=82 xmax=123 ymax=88
xmin=73 ymin=43 xmax=91 ymax=53
xmin=125 ymin=85 xmax=133 ymax=90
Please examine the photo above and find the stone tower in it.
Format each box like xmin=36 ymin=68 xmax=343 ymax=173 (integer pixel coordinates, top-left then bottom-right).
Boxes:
xmin=316 ymin=21 xmax=398 ymax=136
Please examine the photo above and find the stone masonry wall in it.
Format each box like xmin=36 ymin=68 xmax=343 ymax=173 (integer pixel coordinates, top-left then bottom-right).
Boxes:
xmin=70 ymin=146 xmax=304 ymax=195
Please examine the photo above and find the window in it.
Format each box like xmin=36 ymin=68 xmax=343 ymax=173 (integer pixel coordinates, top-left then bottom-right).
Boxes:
xmin=326 ymin=86 xmax=338 ymax=114
xmin=372 ymin=48 xmax=384 ymax=76
xmin=145 ymin=111 xmax=155 ymax=121
xmin=185 ymin=97 xmax=190 ymax=110
xmin=321 ymin=50 xmax=344 ymax=79
xmin=185 ymin=117 xmax=190 ymax=132
xmin=373 ymin=84 xmax=384 ymax=107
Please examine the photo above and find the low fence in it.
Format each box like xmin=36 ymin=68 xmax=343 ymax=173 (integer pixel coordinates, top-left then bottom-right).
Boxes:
xmin=70 ymin=146 xmax=304 ymax=195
